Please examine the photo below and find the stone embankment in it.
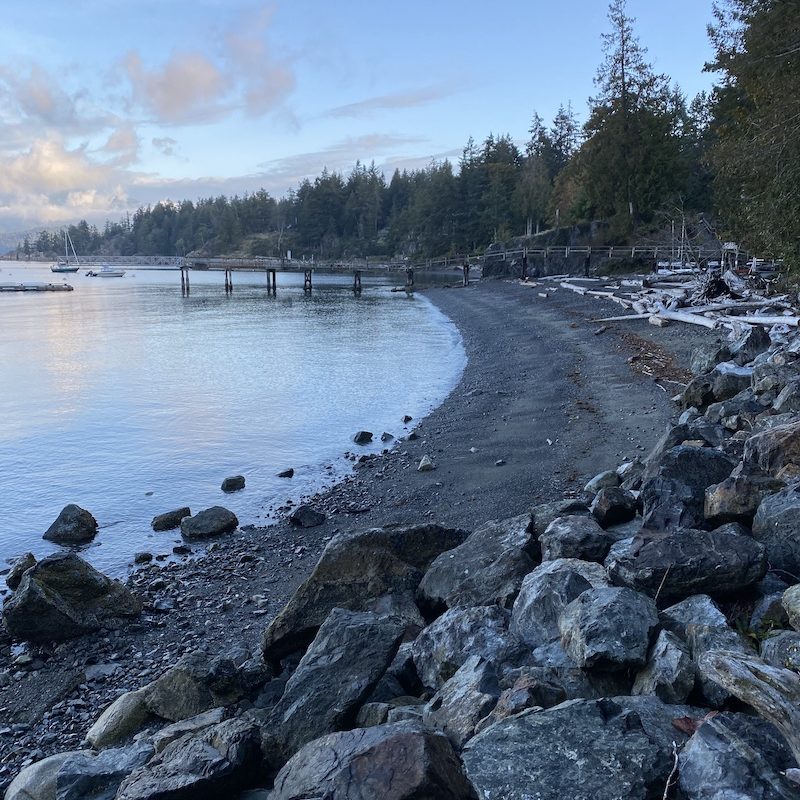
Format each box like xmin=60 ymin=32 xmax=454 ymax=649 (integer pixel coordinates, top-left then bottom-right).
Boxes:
xmin=5 ymin=293 xmax=800 ymax=797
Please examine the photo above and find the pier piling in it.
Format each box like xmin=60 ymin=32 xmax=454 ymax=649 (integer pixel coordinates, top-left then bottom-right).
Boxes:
xmin=353 ymin=270 xmax=362 ymax=294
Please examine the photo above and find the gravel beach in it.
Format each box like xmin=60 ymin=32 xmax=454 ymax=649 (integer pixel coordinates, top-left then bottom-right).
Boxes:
xmin=0 ymin=276 xmax=714 ymax=789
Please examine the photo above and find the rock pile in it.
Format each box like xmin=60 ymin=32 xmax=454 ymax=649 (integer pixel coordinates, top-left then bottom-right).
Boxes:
xmin=8 ymin=326 xmax=800 ymax=798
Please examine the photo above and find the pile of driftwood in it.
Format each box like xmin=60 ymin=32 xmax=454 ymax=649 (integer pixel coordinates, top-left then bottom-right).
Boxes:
xmin=526 ymin=269 xmax=798 ymax=335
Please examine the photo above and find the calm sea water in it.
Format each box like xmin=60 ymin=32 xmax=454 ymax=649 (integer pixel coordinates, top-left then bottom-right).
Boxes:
xmin=0 ymin=263 xmax=465 ymax=579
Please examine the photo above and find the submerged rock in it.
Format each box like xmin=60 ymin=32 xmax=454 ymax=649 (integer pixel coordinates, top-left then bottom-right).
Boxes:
xmin=151 ymin=507 xmax=191 ymax=532
xmin=221 ymin=475 xmax=245 ymax=492
xmin=42 ymin=503 xmax=98 ymax=544
xmin=287 ymin=505 xmax=325 ymax=528
xmin=3 ymin=553 xmax=142 ymax=643
xmin=353 ymin=430 xmax=373 ymax=445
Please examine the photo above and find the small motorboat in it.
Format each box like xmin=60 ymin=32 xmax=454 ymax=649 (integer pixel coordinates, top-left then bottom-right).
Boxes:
xmin=88 ymin=266 xmax=126 ymax=278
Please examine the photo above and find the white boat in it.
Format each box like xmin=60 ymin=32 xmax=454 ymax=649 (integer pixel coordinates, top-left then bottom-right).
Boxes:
xmin=51 ymin=231 xmax=80 ymax=273
xmin=87 ymin=266 xmax=126 ymax=278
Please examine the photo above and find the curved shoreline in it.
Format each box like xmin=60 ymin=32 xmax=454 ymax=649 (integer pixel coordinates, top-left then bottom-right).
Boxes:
xmin=0 ymin=278 xmax=710 ymax=788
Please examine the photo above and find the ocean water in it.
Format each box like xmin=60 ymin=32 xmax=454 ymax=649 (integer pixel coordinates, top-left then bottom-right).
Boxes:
xmin=0 ymin=263 xmax=465 ymax=578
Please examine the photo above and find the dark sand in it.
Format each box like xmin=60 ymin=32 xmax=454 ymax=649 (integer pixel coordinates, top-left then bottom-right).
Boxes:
xmin=0 ymin=277 xmax=714 ymax=786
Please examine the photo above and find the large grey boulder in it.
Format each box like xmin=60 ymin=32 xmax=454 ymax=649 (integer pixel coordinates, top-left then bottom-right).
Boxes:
xmin=659 ymin=595 xmax=727 ymax=639
xmin=268 ymin=721 xmax=477 ymax=800
xmin=143 ymin=649 xmax=260 ymax=722
xmin=743 ymin=420 xmax=800 ymax=478
xmin=605 ymin=528 xmax=767 ymax=603
xmin=510 ymin=559 xmax=607 ymax=649
xmin=180 ymin=506 xmax=238 ymax=540
xmin=641 ymin=446 xmax=735 ymax=530
xmin=2 ymin=553 xmax=141 ymax=643
xmin=52 ymin=741 xmax=154 ymax=800
xmin=590 ymin=487 xmax=638 ymax=528
xmin=262 ymin=523 xmax=466 ymax=663
xmin=530 ymin=499 xmax=591 ymax=540
xmin=422 ymin=655 xmax=500 ymax=749
xmin=116 ymin=718 xmax=259 ymax=800
xmin=704 ymin=475 xmax=783 ymax=526
xmin=731 ymin=326 xmax=771 ymax=365
xmin=4 ymin=752 xmax=91 ymax=800
xmin=679 ymin=712 xmax=799 ymax=800
xmin=753 ymin=487 xmax=800 ymax=577
xmin=558 ymin=587 xmax=658 ymax=670
xmin=462 ymin=696 xmax=696 ymax=800
xmin=261 ymin=608 xmax=405 ymax=767
xmin=417 ymin=513 xmax=535 ymax=612
xmin=411 ymin=605 xmax=521 ymax=691
xmin=540 ymin=515 xmax=620 ymax=562
xmin=690 ymin=342 xmax=731 ymax=376
xmin=86 ymin=688 xmax=153 ymax=749
xmin=632 ymin=630 xmax=695 ymax=704
xmin=42 ymin=503 xmax=98 ymax=544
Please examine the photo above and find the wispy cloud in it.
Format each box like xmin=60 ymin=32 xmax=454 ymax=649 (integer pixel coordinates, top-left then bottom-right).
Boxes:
xmin=325 ymin=85 xmax=454 ymax=119
xmin=152 ymin=137 xmax=179 ymax=157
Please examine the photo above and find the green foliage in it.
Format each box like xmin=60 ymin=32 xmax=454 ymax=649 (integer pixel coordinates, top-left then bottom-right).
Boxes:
xmin=706 ymin=0 xmax=800 ymax=269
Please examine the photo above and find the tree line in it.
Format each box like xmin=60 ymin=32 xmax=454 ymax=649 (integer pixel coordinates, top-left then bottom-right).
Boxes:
xmin=19 ymin=0 xmax=800 ymax=268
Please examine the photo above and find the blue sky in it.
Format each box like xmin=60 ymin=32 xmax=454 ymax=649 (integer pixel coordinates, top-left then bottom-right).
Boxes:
xmin=0 ymin=0 xmax=717 ymax=232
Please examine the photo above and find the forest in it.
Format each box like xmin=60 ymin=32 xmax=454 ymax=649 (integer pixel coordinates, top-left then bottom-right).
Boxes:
xmin=19 ymin=1 xmax=800 ymax=269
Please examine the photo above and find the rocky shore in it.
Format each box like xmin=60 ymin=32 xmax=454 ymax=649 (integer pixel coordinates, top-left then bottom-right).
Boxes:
xmin=3 ymin=278 xmax=800 ymax=798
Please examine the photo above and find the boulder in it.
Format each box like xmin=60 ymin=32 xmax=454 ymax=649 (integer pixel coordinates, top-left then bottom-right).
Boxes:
xmin=261 ymin=608 xmax=405 ymax=767
xmin=143 ymin=649 xmax=258 ymax=722
xmin=584 ymin=470 xmax=620 ymax=493
xmin=558 ymin=587 xmax=658 ymax=670
xmin=752 ymin=362 xmax=796 ymax=396
xmin=153 ymin=708 xmax=226 ymax=753
xmin=529 ymin=499 xmax=591 ymax=538
xmin=422 ymin=655 xmax=500 ymax=749
xmin=287 ymin=505 xmax=325 ymax=528
xmin=221 ymin=475 xmax=245 ymax=492
xmin=689 ymin=625 xmax=756 ymax=707
xmin=411 ymin=605 xmax=520 ymax=691
xmin=510 ymin=559 xmax=605 ymax=649
xmin=690 ymin=342 xmax=731 ymax=376
xmin=268 ymin=721 xmax=477 ymax=800
xmin=462 ymin=696 xmax=697 ymax=800
xmin=277 ymin=468 xmax=294 ymax=478
xmin=705 ymin=475 xmax=783 ymax=526
xmin=761 ymin=631 xmax=800 ymax=672
xmin=417 ymin=513 xmax=535 ymax=612
xmin=659 ymin=595 xmax=727 ymax=639
xmin=42 ymin=503 xmax=98 ymax=544
xmin=605 ymin=528 xmax=766 ymax=603
xmin=773 ymin=378 xmax=800 ymax=414
xmin=151 ymin=507 xmax=191 ymax=532
xmin=679 ymin=712 xmax=799 ymax=800
xmin=705 ymin=387 xmax=763 ymax=426
xmin=751 ymin=591 xmax=790 ymax=632
xmin=540 ymin=515 xmax=620 ymax=562
xmin=641 ymin=445 xmax=735 ymax=530
xmin=116 ymin=718 xmax=260 ymax=800
xmin=2 ymin=553 xmax=142 ymax=643
xmin=262 ymin=523 xmax=466 ymax=663
xmin=590 ymin=487 xmax=638 ymax=528
xmin=4 ymin=751 xmax=92 ymax=800
xmin=730 ymin=326 xmax=771 ymax=364
xmin=5 ymin=552 xmax=35 ymax=591
xmin=753 ymin=487 xmax=800 ymax=577
xmin=782 ymin=584 xmax=800 ymax=631
xmin=632 ymin=630 xmax=695 ymax=704
xmin=712 ymin=362 xmax=753 ymax=401
xmin=51 ymin=741 xmax=154 ymax=800
xmin=179 ymin=506 xmax=238 ymax=540
xmin=86 ymin=688 xmax=153 ymax=749
xmin=743 ymin=421 xmax=800 ymax=478
xmin=352 ymin=430 xmax=373 ymax=445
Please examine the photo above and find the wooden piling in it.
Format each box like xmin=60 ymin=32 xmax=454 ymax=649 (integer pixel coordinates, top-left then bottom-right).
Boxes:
xmin=463 ymin=263 xmax=471 ymax=286
xmin=304 ymin=269 xmax=313 ymax=293
xmin=353 ymin=270 xmax=362 ymax=294
xmin=406 ymin=268 xmax=414 ymax=289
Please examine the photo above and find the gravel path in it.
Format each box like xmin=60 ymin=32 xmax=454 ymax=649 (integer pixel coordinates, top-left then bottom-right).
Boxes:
xmin=0 ymin=277 xmax=715 ymax=789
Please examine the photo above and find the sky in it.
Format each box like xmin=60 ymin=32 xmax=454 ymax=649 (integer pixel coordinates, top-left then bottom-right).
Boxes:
xmin=0 ymin=0 xmax=719 ymax=234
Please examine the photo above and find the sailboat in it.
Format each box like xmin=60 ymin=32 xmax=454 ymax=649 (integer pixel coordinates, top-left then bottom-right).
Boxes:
xmin=51 ymin=231 xmax=80 ymax=273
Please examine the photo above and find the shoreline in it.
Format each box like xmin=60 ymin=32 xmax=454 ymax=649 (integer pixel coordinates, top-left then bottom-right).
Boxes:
xmin=0 ymin=277 xmax=712 ymax=788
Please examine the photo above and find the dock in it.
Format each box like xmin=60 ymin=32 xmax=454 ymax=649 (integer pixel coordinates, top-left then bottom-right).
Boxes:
xmin=0 ymin=283 xmax=74 ymax=293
